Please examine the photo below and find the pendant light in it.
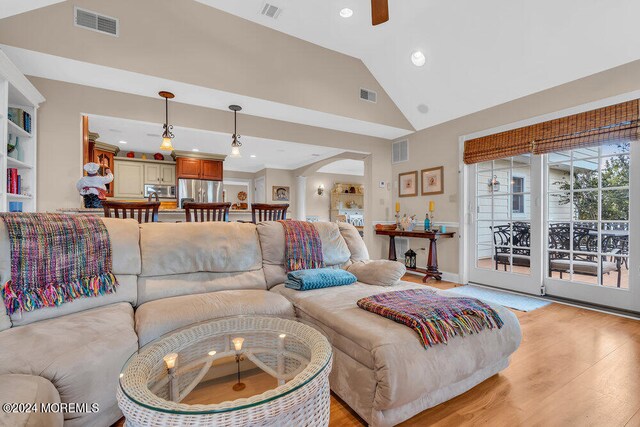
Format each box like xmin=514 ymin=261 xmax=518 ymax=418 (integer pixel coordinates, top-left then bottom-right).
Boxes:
xmin=159 ymin=91 xmax=175 ymax=151
xmin=229 ymin=105 xmax=242 ymax=158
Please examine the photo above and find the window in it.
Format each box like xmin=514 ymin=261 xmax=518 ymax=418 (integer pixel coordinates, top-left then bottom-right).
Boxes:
xmin=512 ymin=177 xmax=525 ymax=214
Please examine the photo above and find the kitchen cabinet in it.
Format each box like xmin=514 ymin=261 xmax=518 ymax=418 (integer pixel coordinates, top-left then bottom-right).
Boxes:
xmin=93 ymin=148 xmax=115 ymax=197
xmin=201 ymin=160 xmax=223 ymax=180
xmin=176 ymin=158 xmax=201 ymax=179
xmin=176 ymin=158 xmax=222 ymax=180
xmin=144 ymin=164 xmax=160 ymax=184
xmin=114 ymin=161 xmax=144 ymax=198
xmin=160 ymin=164 xmax=175 ymax=184
xmin=144 ymin=163 xmax=176 ymax=184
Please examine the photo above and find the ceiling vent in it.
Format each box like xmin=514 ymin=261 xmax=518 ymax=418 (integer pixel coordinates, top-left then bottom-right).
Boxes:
xmin=360 ymin=88 xmax=377 ymax=103
xmin=74 ymin=7 xmax=119 ymax=36
xmin=392 ymin=139 xmax=408 ymax=164
xmin=260 ymin=3 xmax=282 ymax=19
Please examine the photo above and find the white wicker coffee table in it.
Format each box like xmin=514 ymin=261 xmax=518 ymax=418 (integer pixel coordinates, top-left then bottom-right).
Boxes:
xmin=117 ymin=316 xmax=332 ymax=427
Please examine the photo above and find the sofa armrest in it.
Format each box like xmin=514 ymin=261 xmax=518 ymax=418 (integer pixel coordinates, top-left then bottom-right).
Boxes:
xmin=346 ymin=260 xmax=406 ymax=287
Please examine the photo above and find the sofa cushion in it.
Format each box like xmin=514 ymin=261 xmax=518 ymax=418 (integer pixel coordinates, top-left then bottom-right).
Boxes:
xmin=135 ymin=290 xmax=295 ymax=346
xmin=9 ymin=275 xmax=138 ymax=328
xmin=139 ymin=222 xmax=263 ymax=277
xmin=271 ymin=281 xmax=521 ymax=411
xmin=0 ymin=374 xmax=63 ymax=427
xmin=257 ymin=221 xmax=351 ymax=289
xmin=347 ymin=260 xmax=406 ymax=287
xmin=338 ymin=222 xmax=369 ymax=262
xmin=0 ymin=303 xmax=138 ymax=427
xmin=0 ymin=217 xmax=140 ymax=328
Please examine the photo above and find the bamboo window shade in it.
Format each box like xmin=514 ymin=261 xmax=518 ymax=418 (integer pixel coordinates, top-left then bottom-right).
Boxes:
xmin=463 ymin=99 xmax=639 ymax=164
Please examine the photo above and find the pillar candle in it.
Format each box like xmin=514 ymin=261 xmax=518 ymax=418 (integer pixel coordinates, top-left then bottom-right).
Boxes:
xmin=429 ymin=201 xmax=435 ymax=212
xmin=395 ymin=202 xmax=400 ymax=213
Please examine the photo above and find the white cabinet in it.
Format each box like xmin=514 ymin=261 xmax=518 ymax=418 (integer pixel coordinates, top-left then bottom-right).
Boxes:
xmin=160 ymin=164 xmax=175 ymax=184
xmin=144 ymin=164 xmax=160 ymax=184
xmin=144 ymin=163 xmax=174 ymax=184
xmin=114 ymin=161 xmax=144 ymax=198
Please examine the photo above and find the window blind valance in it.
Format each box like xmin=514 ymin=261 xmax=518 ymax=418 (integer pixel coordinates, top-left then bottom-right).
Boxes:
xmin=463 ymin=99 xmax=639 ymax=164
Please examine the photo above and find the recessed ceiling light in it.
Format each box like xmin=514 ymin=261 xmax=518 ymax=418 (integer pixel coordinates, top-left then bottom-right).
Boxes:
xmin=192 ymin=148 xmax=199 ymax=152
xmin=411 ymin=51 xmax=426 ymax=67
xmin=311 ymin=154 xmax=321 ymax=157
xmin=250 ymin=154 xmax=257 ymax=158
xmin=417 ymin=104 xmax=429 ymax=114
xmin=109 ymin=128 xmax=122 ymax=133
xmin=340 ymin=8 xmax=353 ymax=18
xmin=118 ymin=140 xmax=127 ymax=144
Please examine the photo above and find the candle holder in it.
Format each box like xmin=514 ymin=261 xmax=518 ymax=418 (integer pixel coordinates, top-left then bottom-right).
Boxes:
xmin=232 ymin=337 xmax=246 ymax=392
xmin=163 ymin=353 xmax=179 ymax=402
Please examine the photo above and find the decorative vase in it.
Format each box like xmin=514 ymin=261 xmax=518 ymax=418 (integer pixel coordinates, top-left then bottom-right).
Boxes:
xmin=16 ymin=139 xmax=24 ymax=162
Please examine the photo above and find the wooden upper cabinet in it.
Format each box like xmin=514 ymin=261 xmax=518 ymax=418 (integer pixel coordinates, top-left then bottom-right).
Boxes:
xmin=201 ymin=160 xmax=223 ymax=180
xmin=176 ymin=158 xmax=201 ymax=179
xmin=176 ymin=158 xmax=222 ymax=180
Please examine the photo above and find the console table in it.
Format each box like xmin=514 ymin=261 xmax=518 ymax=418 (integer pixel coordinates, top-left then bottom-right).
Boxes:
xmin=376 ymin=229 xmax=456 ymax=282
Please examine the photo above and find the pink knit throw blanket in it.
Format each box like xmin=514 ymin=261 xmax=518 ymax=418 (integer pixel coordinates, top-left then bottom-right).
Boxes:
xmin=278 ymin=220 xmax=325 ymax=272
xmin=357 ymin=289 xmax=503 ymax=348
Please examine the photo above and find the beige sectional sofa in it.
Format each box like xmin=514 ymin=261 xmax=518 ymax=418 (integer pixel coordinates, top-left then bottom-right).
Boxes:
xmin=0 ymin=219 xmax=521 ymax=427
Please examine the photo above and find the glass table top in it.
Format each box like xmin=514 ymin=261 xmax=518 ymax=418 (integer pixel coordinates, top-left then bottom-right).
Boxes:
xmin=119 ymin=316 xmax=332 ymax=415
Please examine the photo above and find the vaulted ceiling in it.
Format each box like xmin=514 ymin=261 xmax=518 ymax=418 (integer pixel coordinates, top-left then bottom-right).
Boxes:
xmin=199 ymin=0 xmax=640 ymax=130
xmin=2 ymin=0 xmax=640 ymax=135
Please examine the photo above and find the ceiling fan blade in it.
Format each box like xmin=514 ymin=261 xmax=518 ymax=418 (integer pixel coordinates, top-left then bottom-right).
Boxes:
xmin=371 ymin=0 xmax=389 ymax=25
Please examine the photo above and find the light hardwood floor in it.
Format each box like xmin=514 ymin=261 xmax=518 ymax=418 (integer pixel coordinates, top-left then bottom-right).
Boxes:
xmin=114 ymin=274 xmax=640 ymax=427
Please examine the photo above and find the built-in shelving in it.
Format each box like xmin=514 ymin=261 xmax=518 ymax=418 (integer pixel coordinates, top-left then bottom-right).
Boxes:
xmin=0 ymin=49 xmax=45 ymax=212
xmin=7 ymin=119 xmax=32 ymax=138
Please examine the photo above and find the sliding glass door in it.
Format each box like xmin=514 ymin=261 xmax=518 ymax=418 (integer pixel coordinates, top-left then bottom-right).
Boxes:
xmin=543 ymin=141 xmax=638 ymax=310
xmin=467 ymin=140 xmax=639 ymax=311
xmin=468 ymin=154 xmax=543 ymax=295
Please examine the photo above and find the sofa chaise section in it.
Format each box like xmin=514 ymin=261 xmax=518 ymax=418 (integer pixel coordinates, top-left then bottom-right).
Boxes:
xmin=272 ymin=281 xmax=522 ymax=426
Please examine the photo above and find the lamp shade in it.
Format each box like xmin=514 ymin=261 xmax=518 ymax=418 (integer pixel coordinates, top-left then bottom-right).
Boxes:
xmin=159 ymin=136 xmax=174 ymax=151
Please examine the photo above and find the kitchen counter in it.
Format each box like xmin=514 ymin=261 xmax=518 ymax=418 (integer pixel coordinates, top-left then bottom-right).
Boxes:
xmin=57 ymin=208 xmax=253 ymax=222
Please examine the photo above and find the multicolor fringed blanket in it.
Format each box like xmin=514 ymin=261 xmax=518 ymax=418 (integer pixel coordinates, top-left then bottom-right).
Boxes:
xmin=357 ymin=289 xmax=503 ymax=348
xmin=1 ymin=213 xmax=118 ymax=315
xmin=278 ymin=220 xmax=325 ymax=272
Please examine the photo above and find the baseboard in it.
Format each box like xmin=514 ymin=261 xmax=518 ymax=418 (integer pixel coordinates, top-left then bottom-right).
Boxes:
xmin=405 ymin=269 xmax=461 ymax=284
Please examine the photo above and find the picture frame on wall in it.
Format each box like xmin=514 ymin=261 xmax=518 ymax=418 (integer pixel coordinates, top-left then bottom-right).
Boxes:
xmin=398 ymin=171 xmax=418 ymax=197
xmin=272 ymin=186 xmax=290 ymax=201
xmin=421 ymin=166 xmax=444 ymax=195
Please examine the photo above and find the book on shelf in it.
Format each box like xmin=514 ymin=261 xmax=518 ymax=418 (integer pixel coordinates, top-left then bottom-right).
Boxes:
xmin=7 ymin=168 xmax=21 ymax=194
xmin=7 ymin=107 xmax=32 ymax=133
xmin=8 ymin=202 xmax=23 ymax=212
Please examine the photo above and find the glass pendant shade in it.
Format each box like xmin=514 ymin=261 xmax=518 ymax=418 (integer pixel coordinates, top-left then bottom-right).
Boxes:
xmin=230 ymin=144 xmax=241 ymax=158
xmin=160 ymin=136 xmax=174 ymax=151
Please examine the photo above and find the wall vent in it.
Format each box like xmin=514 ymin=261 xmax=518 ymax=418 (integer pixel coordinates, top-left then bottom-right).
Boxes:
xmin=74 ymin=7 xmax=119 ymax=36
xmin=392 ymin=139 xmax=409 ymax=164
xmin=260 ymin=3 xmax=282 ymax=19
xmin=360 ymin=88 xmax=377 ymax=103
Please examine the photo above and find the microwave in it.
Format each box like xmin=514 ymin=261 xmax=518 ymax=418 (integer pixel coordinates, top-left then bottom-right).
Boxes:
xmin=144 ymin=184 xmax=176 ymax=199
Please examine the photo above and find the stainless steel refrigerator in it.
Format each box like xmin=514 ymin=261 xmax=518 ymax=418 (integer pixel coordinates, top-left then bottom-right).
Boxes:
xmin=178 ymin=179 xmax=223 ymax=207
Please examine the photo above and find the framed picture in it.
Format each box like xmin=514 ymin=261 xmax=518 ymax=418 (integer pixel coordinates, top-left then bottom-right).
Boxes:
xmin=398 ymin=171 xmax=418 ymax=197
xmin=272 ymin=186 xmax=290 ymax=201
xmin=421 ymin=166 xmax=444 ymax=195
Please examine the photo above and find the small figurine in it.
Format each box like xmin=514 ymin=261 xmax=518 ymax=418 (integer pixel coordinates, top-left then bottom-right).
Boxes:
xmin=76 ymin=162 xmax=114 ymax=208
